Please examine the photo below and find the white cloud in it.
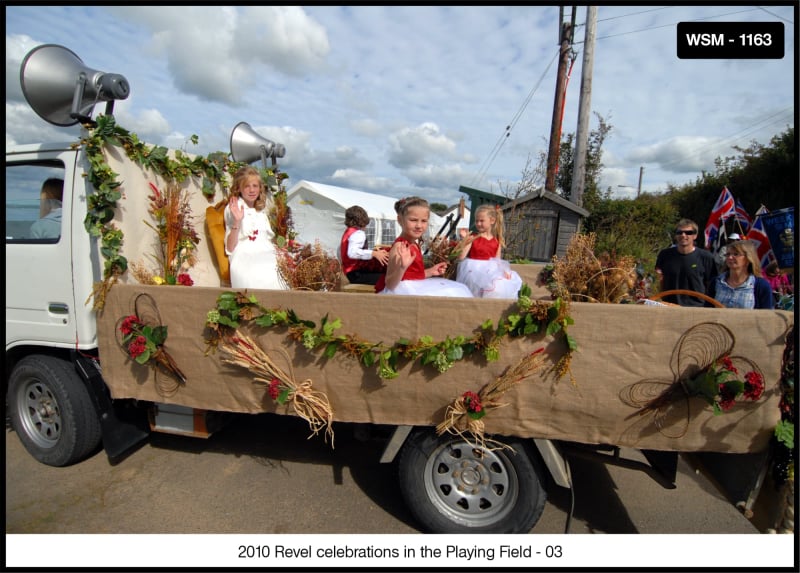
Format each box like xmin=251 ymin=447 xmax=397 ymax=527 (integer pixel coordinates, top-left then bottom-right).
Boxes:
xmin=6 ymin=5 xmax=795 ymax=207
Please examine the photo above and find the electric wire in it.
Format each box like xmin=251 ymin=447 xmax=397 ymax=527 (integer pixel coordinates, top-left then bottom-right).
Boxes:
xmin=655 ymin=106 xmax=793 ymax=172
xmin=469 ymin=47 xmax=560 ymax=187
xmin=471 ymin=5 xmax=792 ymax=190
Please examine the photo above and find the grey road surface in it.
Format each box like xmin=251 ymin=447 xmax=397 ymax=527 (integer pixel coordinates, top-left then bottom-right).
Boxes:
xmin=6 ymin=412 xmax=760 ymax=536
xmin=11 ymin=411 xmax=787 ymax=569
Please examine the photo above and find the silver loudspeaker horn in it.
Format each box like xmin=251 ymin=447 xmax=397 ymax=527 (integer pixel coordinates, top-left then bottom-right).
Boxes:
xmin=230 ymin=121 xmax=286 ymax=169
xmin=20 ymin=44 xmax=130 ymax=127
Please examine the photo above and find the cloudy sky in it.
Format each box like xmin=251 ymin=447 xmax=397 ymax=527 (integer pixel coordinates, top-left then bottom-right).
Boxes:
xmin=6 ymin=4 xmax=796 ymax=206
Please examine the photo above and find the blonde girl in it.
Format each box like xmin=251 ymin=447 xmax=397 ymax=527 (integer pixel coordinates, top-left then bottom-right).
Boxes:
xmin=224 ymin=166 xmax=286 ymax=290
xmin=455 ymin=204 xmax=522 ymax=299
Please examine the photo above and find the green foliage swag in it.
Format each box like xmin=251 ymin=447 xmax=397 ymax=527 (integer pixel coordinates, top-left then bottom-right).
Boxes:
xmin=204 ymin=284 xmax=577 ymax=381
xmin=81 ymin=115 xmax=281 ymax=309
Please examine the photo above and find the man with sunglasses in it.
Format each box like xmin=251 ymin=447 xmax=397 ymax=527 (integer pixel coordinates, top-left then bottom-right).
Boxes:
xmin=655 ymin=218 xmax=718 ymax=306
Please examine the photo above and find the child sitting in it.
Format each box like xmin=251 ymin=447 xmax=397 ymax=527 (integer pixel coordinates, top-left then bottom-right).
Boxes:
xmin=376 ymin=197 xmax=473 ymax=297
xmin=456 ymin=204 xmax=522 ymax=299
xmin=340 ymin=205 xmax=389 ymax=285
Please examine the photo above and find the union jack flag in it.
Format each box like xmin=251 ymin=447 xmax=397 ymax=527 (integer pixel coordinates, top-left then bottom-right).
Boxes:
xmin=733 ymin=199 xmax=752 ymax=234
xmin=746 ymin=214 xmax=776 ymax=269
xmin=704 ymin=187 xmax=736 ymax=249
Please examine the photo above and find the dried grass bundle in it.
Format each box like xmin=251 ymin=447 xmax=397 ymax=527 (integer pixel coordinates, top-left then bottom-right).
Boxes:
xmin=129 ymin=261 xmax=157 ymax=285
xmin=143 ymin=182 xmax=200 ymax=281
xmin=277 ymin=241 xmax=342 ymax=291
xmin=436 ymin=348 xmax=548 ymax=451
xmin=218 ymin=333 xmax=335 ymax=445
xmin=551 ymin=233 xmax=636 ymax=303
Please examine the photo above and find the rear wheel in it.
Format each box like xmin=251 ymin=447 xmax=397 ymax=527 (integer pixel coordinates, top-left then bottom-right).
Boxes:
xmin=8 ymin=355 xmax=101 ymax=466
xmin=397 ymin=427 xmax=547 ymax=533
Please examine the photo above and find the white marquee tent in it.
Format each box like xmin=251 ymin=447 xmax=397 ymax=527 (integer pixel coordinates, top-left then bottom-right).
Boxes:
xmin=286 ymin=180 xmax=453 ymax=256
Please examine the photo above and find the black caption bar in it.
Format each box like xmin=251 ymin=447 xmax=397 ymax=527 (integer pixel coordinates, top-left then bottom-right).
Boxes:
xmin=677 ymin=22 xmax=784 ymax=59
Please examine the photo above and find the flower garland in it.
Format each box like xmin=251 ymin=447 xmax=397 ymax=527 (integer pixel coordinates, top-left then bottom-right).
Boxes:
xmin=204 ymin=285 xmax=576 ymax=382
xmin=81 ymin=115 xmax=265 ymax=309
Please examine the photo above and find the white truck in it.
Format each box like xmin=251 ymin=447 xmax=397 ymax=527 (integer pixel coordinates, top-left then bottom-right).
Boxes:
xmin=6 ymin=44 xmax=791 ymax=534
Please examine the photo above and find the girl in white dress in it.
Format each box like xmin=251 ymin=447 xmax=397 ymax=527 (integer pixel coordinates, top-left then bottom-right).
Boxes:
xmin=376 ymin=196 xmax=473 ymax=297
xmin=456 ymin=204 xmax=522 ymax=299
xmin=224 ymin=166 xmax=286 ymax=290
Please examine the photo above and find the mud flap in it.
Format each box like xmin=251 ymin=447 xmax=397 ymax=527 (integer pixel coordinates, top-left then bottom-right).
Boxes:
xmin=73 ymin=353 xmax=150 ymax=463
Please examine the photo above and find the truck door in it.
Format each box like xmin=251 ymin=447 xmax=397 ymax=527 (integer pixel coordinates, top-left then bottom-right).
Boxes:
xmin=5 ymin=147 xmax=96 ymax=350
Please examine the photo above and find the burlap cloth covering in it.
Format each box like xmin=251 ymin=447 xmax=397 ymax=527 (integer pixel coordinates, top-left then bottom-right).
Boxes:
xmin=97 ymin=283 xmax=792 ymax=453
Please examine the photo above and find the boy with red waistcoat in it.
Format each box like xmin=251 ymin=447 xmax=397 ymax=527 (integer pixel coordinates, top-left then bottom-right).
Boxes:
xmin=340 ymin=205 xmax=389 ymax=285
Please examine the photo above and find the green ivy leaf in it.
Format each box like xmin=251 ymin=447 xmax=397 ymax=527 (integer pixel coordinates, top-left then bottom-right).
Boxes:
xmin=323 ymin=342 xmax=338 ymax=358
xmin=774 ymin=420 xmax=794 ymax=449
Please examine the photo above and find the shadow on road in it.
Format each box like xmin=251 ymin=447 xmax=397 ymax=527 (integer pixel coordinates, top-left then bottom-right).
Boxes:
xmin=144 ymin=412 xmax=643 ymax=534
xmin=146 ymin=412 xmax=422 ymax=530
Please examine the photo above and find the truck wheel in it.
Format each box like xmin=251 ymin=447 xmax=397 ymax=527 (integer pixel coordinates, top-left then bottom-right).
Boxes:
xmin=397 ymin=427 xmax=547 ymax=533
xmin=8 ymin=355 xmax=101 ymax=467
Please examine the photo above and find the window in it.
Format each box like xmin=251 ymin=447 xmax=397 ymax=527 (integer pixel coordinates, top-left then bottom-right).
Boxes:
xmin=364 ymin=218 xmax=377 ymax=247
xmin=380 ymin=219 xmax=396 ymax=245
xmin=6 ymin=162 xmax=65 ymax=243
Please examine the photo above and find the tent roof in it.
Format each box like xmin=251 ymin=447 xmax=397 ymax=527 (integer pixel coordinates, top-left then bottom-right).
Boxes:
xmin=286 ymin=180 xmax=399 ymax=220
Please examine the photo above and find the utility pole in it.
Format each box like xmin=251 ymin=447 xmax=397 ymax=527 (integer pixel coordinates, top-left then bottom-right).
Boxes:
xmin=636 ymin=165 xmax=644 ymax=198
xmin=570 ymin=5 xmax=597 ymax=209
xmin=545 ymin=6 xmax=575 ymax=193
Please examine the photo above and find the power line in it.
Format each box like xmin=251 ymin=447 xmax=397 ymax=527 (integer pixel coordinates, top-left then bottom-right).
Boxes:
xmin=574 ymin=7 xmax=763 ymax=44
xmin=469 ymin=47 xmax=560 ymax=187
xmin=655 ymin=106 xmax=793 ymax=171
xmin=757 ymin=5 xmax=794 ymax=24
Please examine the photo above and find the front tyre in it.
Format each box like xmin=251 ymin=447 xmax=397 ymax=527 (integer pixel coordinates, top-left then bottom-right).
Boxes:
xmin=397 ymin=428 xmax=547 ymax=533
xmin=8 ymin=355 xmax=101 ymax=467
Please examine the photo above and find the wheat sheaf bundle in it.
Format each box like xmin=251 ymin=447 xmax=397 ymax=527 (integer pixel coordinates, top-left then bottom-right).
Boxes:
xmin=436 ymin=348 xmax=547 ymax=451
xmin=218 ymin=333 xmax=335 ymax=446
xmin=551 ymin=232 xmax=636 ymax=304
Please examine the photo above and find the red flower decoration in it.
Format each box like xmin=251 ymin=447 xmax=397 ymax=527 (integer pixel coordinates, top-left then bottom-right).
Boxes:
xmin=268 ymin=377 xmax=282 ymax=400
xmin=177 ymin=273 xmax=194 ymax=286
xmin=119 ymin=314 xmax=141 ymax=336
xmin=128 ymin=335 xmax=147 ymax=359
xmin=743 ymin=371 xmax=765 ymax=401
xmin=463 ymin=390 xmax=483 ymax=414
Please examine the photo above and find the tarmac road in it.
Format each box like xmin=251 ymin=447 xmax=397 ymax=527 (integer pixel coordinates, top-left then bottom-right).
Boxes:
xmin=5 ymin=411 xmax=774 ymax=567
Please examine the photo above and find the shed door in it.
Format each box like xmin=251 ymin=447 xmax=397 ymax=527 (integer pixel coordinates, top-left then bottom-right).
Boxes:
xmin=523 ymin=212 xmax=559 ymax=262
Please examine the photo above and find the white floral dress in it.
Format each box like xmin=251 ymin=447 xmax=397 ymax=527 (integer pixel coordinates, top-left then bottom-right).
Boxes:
xmin=224 ymin=198 xmax=285 ymax=290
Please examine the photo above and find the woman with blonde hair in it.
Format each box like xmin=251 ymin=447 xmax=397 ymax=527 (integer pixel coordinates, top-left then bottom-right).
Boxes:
xmin=710 ymin=239 xmax=773 ymax=309
xmin=224 ymin=166 xmax=285 ymax=290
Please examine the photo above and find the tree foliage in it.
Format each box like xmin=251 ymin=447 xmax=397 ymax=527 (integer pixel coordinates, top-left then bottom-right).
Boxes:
xmin=556 ymin=112 xmax=613 ymax=208
xmin=665 ymin=126 xmax=795 ymax=231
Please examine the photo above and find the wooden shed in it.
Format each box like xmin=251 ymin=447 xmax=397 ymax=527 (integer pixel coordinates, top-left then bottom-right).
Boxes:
xmin=502 ymin=188 xmax=589 ymax=262
xmin=458 ymin=185 xmax=589 ymax=263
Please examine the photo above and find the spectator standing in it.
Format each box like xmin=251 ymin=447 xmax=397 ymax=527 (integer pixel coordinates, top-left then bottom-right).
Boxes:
xmin=710 ymin=240 xmax=774 ymax=309
xmin=655 ymin=218 xmax=718 ymax=306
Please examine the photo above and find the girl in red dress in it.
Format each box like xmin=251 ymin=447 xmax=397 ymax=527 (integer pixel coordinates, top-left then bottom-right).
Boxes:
xmin=456 ymin=204 xmax=522 ymax=299
xmin=375 ymin=197 xmax=473 ymax=297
